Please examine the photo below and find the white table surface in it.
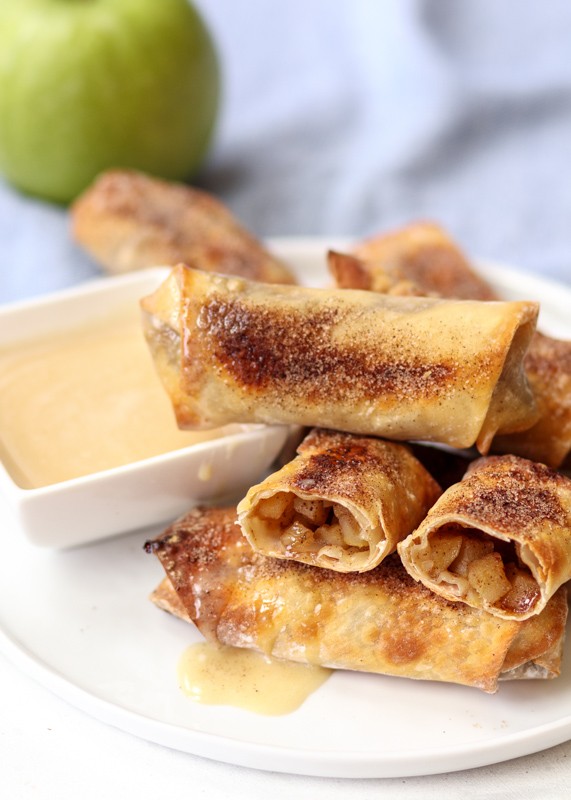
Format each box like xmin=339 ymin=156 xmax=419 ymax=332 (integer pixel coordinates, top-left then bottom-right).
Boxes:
xmin=3 ymin=645 xmax=571 ymax=798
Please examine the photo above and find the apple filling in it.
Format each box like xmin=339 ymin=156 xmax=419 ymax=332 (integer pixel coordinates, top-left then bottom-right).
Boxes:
xmin=419 ymin=525 xmax=540 ymax=614
xmin=253 ymin=491 xmax=370 ymax=563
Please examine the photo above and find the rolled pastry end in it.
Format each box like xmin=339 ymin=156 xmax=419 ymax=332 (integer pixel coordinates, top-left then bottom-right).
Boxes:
xmin=475 ymin=300 xmax=540 ymax=454
xmin=238 ymin=429 xmax=442 ymax=573
xmin=239 ymin=489 xmax=381 ymax=572
xmin=399 ymin=454 xmax=571 ymax=620
xmin=140 ymin=265 xmax=208 ymax=428
xmin=399 ymin=523 xmax=543 ymax=619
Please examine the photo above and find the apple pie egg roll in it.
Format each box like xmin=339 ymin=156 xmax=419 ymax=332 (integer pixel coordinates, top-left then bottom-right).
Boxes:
xmin=330 ymin=228 xmax=571 ymax=470
xmin=145 ymin=506 xmax=568 ymax=693
xmin=492 ymin=332 xmax=571 ymax=468
xmin=141 ymin=264 xmax=539 ymax=453
xmin=237 ymin=428 xmax=441 ymax=572
xmin=72 ymin=169 xmax=296 ymax=284
xmin=331 ymin=222 xmax=498 ymax=301
xmin=398 ymin=455 xmax=571 ymax=620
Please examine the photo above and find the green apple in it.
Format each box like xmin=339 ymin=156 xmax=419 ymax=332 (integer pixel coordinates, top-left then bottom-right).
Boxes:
xmin=0 ymin=0 xmax=220 ymax=203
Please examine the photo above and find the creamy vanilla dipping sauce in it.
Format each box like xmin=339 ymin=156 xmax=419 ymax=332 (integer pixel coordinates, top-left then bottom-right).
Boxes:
xmin=0 ymin=304 xmax=237 ymax=488
xmin=177 ymin=642 xmax=332 ymax=715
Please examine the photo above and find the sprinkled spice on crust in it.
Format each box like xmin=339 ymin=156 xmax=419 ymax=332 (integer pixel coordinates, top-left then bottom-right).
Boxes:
xmin=199 ymin=294 xmax=456 ymax=401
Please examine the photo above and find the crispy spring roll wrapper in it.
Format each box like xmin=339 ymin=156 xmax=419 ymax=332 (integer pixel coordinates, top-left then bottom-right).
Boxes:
xmin=237 ymin=428 xmax=442 ymax=573
xmin=331 ymin=235 xmax=571 ymax=469
xmin=493 ymin=332 xmax=571 ymax=468
xmin=399 ymin=455 xmax=571 ymax=620
xmin=149 ymin=575 xmax=565 ymax=683
xmin=332 ymin=222 xmax=498 ymax=301
xmin=141 ymin=264 xmax=539 ymax=453
xmin=145 ymin=506 xmax=567 ymax=693
xmin=71 ymin=169 xmax=296 ymax=284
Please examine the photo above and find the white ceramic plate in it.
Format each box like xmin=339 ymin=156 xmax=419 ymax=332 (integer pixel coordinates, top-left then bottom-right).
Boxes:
xmin=1 ymin=239 xmax=571 ymax=779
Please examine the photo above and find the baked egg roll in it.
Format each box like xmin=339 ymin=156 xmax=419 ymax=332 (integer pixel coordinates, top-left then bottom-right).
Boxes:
xmin=141 ymin=264 xmax=539 ymax=453
xmin=237 ymin=428 xmax=442 ymax=572
xmin=331 ymin=229 xmax=571 ymax=469
xmin=145 ymin=506 xmax=567 ymax=693
xmin=492 ymin=332 xmax=571 ymax=468
xmin=334 ymin=221 xmax=498 ymax=301
xmin=71 ymin=169 xmax=296 ymax=284
xmin=399 ymin=455 xmax=571 ymax=620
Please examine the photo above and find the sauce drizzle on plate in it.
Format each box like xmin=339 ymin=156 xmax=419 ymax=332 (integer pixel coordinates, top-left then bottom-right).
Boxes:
xmin=177 ymin=642 xmax=331 ymax=716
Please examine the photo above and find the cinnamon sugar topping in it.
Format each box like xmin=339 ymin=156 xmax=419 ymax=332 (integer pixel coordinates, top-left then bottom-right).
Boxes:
xmin=461 ymin=456 xmax=569 ymax=535
xmin=199 ymin=294 xmax=456 ymax=402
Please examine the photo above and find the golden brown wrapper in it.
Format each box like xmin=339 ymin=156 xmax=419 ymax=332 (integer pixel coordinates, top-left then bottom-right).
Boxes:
xmin=332 ymin=223 xmax=571 ymax=469
xmin=237 ymin=428 xmax=442 ymax=572
xmin=493 ymin=332 xmax=571 ymax=468
xmin=141 ymin=264 xmax=539 ymax=452
xmin=71 ymin=169 xmax=296 ymax=284
xmin=500 ymin=597 xmax=567 ymax=679
xmin=145 ymin=506 xmax=567 ymax=693
xmin=336 ymin=221 xmax=498 ymax=301
xmin=399 ymin=455 xmax=571 ymax=620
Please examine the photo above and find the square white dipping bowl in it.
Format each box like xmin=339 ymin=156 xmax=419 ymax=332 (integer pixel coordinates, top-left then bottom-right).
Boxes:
xmin=0 ymin=267 xmax=289 ymax=548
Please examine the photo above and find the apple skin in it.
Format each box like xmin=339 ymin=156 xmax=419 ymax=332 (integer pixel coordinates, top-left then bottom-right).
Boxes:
xmin=0 ymin=0 xmax=220 ymax=203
